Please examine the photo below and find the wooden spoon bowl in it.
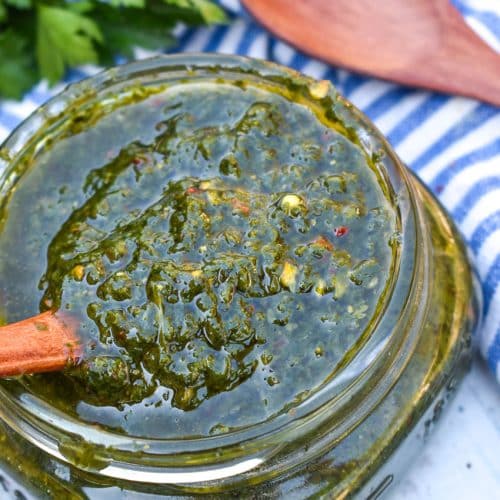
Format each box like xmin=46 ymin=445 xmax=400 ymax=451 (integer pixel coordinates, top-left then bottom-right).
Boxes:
xmin=242 ymin=0 xmax=500 ymax=106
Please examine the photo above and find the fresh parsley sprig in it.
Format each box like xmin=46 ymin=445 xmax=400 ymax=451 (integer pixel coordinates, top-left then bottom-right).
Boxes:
xmin=0 ymin=0 xmax=227 ymax=99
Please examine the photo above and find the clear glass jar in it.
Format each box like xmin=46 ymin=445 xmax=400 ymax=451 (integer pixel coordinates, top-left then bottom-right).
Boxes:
xmin=0 ymin=54 xmax=478 ymax=499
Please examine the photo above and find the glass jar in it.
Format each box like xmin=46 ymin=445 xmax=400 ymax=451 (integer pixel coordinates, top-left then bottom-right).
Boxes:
xmin=0 ymin=54 xmax=478 ymax=499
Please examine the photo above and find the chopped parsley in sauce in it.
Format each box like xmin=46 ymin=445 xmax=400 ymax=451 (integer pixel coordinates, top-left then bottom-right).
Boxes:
xmin=0 ymin=79 xmax=396 ymax=438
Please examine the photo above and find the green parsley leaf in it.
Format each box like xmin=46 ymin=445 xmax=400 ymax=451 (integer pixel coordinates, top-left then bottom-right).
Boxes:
xmin=94 ymin=4 xmax=175 ymax=64
xmin=190 ymin=0 xmax=227 ymax=23
xmin=162 ymin=0 xmax=190 ymax=7
xmin=65 ymin=1 xmax=95 ymax=14
xmin=0 ymin=0 xmax=226 ymax=99
xmin=0 ymin=2 xmax=7 ymax=23
xmin=106 ymin=0 xmax=146 ymax=7
xmin=163 ymin=0 xmax=227 ymax=23
xmin=0 ymin=29 xmax=37 ymax=99
xmin=36 ymin=6 xmax=103 ymax=84
xmin=5 ymin=0 xmax=31 ymax=8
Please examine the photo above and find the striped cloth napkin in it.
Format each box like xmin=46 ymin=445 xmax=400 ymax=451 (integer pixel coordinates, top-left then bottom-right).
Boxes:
xmin=0 ymin=0 xmax=499 ymax=384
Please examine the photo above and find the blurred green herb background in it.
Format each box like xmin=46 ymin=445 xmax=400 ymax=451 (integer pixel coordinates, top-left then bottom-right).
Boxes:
xmin=0 ymin=0 xmax=227 ymax=99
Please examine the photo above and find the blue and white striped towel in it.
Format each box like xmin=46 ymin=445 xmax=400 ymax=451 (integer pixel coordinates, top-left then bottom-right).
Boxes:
xmin=0 ymin=0 xmax=499 ymax=384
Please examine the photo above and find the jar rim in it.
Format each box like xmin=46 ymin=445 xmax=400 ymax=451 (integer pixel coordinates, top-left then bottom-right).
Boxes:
xmin=0 ymin=54 xmax=424 ymax=484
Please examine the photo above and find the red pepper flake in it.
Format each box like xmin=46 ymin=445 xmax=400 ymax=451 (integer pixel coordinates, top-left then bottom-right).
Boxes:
xmin=185 ymin=186 xmax=202 ymax=195
xmin=314 ymin=235 xmax=334 ymax=251
xmin=244 ymin=304 xmax=255 ymax=315
xmin=334 ymin=226 xmax=349 ymax=237
xmin=115 ymin=330 xmax=127 ymax=343
xmin=151 ymin=97 xmax=164 ymax=108
xmin=231 ymin=198 xmax=250 ymax=216
xmin=132 ymin=157 xmax=143 ymax=166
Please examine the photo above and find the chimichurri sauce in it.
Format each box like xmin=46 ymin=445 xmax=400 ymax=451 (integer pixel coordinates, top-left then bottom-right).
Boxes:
xmin=0 ymin=81 xmax=396 ymax=438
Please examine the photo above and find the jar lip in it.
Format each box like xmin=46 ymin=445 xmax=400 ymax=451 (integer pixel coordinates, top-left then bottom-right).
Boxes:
xmin=0 ymin=53 xmax=422 ymax=472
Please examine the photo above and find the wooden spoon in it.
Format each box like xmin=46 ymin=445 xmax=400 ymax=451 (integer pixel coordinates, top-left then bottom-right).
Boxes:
xmin=0 ymin=311 xmax=81 ymax=377
xmin=242 ymin=0 xmax=500 ymax=106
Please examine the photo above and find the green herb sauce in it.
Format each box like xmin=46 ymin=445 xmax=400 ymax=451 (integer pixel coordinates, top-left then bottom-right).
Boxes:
xmin=0 ymin=80 xmax=396 ymax=438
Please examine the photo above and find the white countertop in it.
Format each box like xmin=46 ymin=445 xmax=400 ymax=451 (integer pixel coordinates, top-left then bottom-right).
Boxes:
xmin=388 ymin=357 xmax=500 ymax=500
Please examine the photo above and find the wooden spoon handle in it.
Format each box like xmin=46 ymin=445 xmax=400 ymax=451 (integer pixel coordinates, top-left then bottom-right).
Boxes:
xmin=0 ymin=311 xmax=81 ymax=377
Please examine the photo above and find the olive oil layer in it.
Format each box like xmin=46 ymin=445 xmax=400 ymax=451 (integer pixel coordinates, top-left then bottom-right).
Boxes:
xmin=0 ymin=82 xmax=395 ymax=438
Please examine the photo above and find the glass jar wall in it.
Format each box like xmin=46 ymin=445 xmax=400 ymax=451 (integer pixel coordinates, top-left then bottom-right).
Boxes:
xmin=0 ymin=55 xmax=477 ymax=499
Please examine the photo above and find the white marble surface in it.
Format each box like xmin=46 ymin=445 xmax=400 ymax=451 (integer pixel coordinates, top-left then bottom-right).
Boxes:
xmin=387 ymin=357 xmax=500 ymax=500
